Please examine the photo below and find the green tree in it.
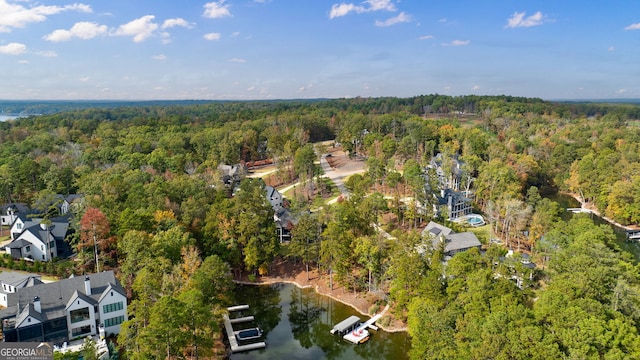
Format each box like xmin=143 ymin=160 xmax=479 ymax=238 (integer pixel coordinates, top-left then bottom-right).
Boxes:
xmin=289 ymin=212 xmax=321 ymax=281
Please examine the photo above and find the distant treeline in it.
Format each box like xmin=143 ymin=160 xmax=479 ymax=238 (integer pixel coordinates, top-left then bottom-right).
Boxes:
xmin=3 ymin=95 xmax=640 ymax=121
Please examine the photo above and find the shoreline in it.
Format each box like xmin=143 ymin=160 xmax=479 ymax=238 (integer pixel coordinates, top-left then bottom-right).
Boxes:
xmin=560 ymin=191 xmax=640 ymax=233
xmin=233 ymin=278 xmax=408 ymax=333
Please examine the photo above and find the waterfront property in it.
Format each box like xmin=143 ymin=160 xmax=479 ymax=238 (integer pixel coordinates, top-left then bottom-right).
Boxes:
xmin=420 ymin=221 xmax=482 ymax=260
xmin=330 ymin=315 xmax=362 ymax=336
xmin=223 ymin=305 xmax=266 ymax=353
xmin=230 ymin=282 xmax=411 ymax=360
xmin=331 ymin=312 xmax=383 ymax=345
xmin=0 ymin=271 xmax=127 ymax=343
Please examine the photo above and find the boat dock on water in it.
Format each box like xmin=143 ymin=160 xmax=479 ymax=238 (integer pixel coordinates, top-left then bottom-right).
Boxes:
xmin=223 ymin=305 xmax=266 ymax=353
xmin=330 ymin=312 xmax=383 ymax=345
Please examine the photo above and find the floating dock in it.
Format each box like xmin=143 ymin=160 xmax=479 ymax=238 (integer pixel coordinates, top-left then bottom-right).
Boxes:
xmin=223 ymin=305 xmax=266 ymax=353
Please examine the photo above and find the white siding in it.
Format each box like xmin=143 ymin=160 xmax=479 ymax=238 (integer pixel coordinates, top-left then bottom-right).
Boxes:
xmin=66 ymin=295 xmax=97 ymax=340
xmin=98 ymin=290 xmax=128 ymax=336
xmin=16 ymin=232 xmax=48 ymax=261
xmin=16 ymin=315 xmax=42 ymax=328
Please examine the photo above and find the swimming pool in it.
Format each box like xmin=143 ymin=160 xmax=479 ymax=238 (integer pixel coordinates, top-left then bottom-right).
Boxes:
xmin=466 ymin=214 xmax=485 ymax=227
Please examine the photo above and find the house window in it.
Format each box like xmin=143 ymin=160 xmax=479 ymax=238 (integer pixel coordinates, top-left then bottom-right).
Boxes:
xmin=71 ymin=325 xmax=91 ymax=338
xmin=16 ymin=223 xmax=22 ymax=230
xmin=49 ymin=241 xmax=55 ymax=248
xmin=70 ymin=307 xmax=91 ymax=323
xmin=41 ymin=245 xmax=44 ymax=251
xmin=25 ymin=245 xmax=30 ymax=253
xmin=42 ymin=255 xmax=45 ymax=260
xmin=104 ymin=316 xmax=125 ymax=328
xmin=103 ymin=302 xmax=124 ymax=314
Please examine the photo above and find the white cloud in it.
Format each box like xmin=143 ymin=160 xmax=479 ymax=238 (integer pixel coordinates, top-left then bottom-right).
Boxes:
xmin=506 ymin=11 xmax=545 ymax=28
xmin=624 ymin=23 xmax=640 ymax=30
xmin=442 ymin=39 xmax=470 ymax=46
xmin=18 ymin=59 xmax=28 ymax=64
xmin=247 ymin=86 xmax=256 ymax=91
xmin=616 ymin=89 xmax=626 ymax=94
xmin=419 ymin=35 xmax=434 ymax=40
xmin=375 ymin=12 xmax=411 ymax=27
xmin=65 ymin=3 xmax=92 ymax=13
xmin=228 ymin=57 xmax=246 ymax=63
xmin=34 ymin=50 xmax=57 ymax=57
xmin=366 ymin=0 xmax=395 ymax=11
xmin=297 ymin=82 xmax=314 ymax=93
xmin=472 ymin=85 xmax=480 ymax=91
xmin=114 ymin=15 xmax=158 ymax=42
xmin=79 ymin=77 xmax=90 ymax=82
xmin=44 ymin=22 xmax=107 ymax=42
xmin=0 ymin=1 xmax=92 ymax=32
xmin=0 ymin=42 xmax=26 ymax=55
xmin=329 ymin=3 xmax=364 ymax=18
xmin=162 ymin=18 xmax=193 ymax=29
xmin=152 ymin=54 xmax=167 ymax=60
xmin=203 ymin=1 xmax=231 ymax=18
xmin=608 ymin=46 xmax=615 ymax=51
xmin=329 ymin=0 xmax=396 ymax=19
xmin=203 ymin=32 xmax=221 ymax=40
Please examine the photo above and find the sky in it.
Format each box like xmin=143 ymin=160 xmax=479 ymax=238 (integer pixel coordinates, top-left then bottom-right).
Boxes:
xmin=0 ymin=0 xmax=639 ymax=100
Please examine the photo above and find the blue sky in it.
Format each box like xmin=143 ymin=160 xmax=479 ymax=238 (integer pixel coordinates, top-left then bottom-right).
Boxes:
xmin=0 ymin=0 xmax=639 ymax=100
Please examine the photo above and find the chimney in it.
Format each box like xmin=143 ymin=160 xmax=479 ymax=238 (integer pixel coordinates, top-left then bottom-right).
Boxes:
xmin=84 ymin=276 xmax=91 ymax=295
xmin=33 ymin=296 xmax=41 ymax=313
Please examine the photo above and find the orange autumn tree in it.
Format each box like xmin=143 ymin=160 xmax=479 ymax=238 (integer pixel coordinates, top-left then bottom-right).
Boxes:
xmin=79 ymin=207 xmax=116 ymax=273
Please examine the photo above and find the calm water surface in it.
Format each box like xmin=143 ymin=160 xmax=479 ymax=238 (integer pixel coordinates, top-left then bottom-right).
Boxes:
xmin=229 ymin=283 xmax=410 ymax=360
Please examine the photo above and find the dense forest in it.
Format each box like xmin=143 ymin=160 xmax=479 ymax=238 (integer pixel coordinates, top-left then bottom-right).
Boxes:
xmin=1 ymin=95 xmax=640 ymax=359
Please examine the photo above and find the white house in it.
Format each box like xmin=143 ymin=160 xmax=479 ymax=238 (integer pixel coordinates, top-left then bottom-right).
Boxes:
xmin=59 ymin=194 xmax=83 ymax=215
xmin=0 ymin=271 xmax=127 ymax=342
xmin=0 ymin=271 xmax=42 ymax=308
xmin=4 ymin=215 xmax=70 ymax=262
xmin=0 ymin=203 xmax=30 ymax=227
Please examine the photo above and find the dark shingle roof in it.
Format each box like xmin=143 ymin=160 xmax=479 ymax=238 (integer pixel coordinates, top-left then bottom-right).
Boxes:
xmin=0 ymin=271 xmax=41 ymax=288
xmin=15 ymin=303 xmax=43 ymax=327
xmin=422 ymin=221 xmax=453 ymax=238
xmin=0 ymin=271 xmax=123 ymax=322
xmin=5 ymin=239 xmax=32 ymax=249
xmin=444 ymin=232 xmax=482 ymax=252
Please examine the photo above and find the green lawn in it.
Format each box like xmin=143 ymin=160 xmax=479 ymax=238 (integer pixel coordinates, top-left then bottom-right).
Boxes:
xmin=468 ymin=224 xmax=491 ymax=244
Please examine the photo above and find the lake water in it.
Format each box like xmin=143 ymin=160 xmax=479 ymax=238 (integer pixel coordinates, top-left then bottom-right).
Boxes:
xmin=551 ymin=194 xmax=640 ymax=261
xmin=229 ymin=283 xmax=411 ymax=360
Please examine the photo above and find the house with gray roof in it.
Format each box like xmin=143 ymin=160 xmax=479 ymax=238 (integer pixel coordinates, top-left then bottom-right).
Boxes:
xmin=4 ymin=215 xmax=71 ymax=262
xmin=265 ymin=186 xmax=296 ymax=243
xmin=0 ymin=271 xmax=42 ymax=308
xmin=0 ymin=271 xmax=127 ymax=343
xmin=0 ymin=203 xmax=31 ymax=226
xmin=434 ymin=189 xmax=472 ymax=220
xmin=421 ymin=221 xmax=482 ymax=258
